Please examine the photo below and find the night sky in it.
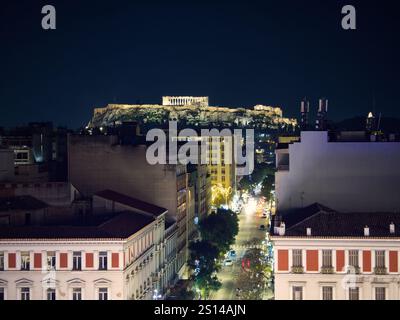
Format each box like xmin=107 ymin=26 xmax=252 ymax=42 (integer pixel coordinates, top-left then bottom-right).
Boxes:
xmin=1 ymin=0 xmax=400 ymax=128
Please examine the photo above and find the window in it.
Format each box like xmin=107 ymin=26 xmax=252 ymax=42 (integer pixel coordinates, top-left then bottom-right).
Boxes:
xmin=21 ymin=287 xmax=30 ymax=300
xmin=47 ymin=252 xmax=56 ymax=270
xmin=322 ymin=250 xmax=332 ymax=267
xmin=292 ymin=249 xmax=302 ymax=267
xmin=292 ymin=286 xmax=303 ymax=300
xmin=99 ymin=288 xmax=108 ymax=300
xmin=21 ymin=252 xmax=30 ymax=271
xmin=0 ymin=252 xmax=4 ymax=271
xmin=99 ymin=252 xmax=108 ymax=270
xmin=375 ymin=287 xmax=386 ymax=300
xmin=73 ymin=252 xmax=82 ymax=271
xmin=348 ymin=287 xmax=359 ymax=300
xmin=322 ymin=287 xmax=333 ymax=300
xmin=349 ymin=250 xmax=359 ymax=268
xmin=0 ymin=288 xmax=4 ymax=300
xmin=25 ymin=213 xmax=31 ymax=225
xmin=375 ymin=251 xmax=385 ymax=268
xmin=72 ymin=288 xmax=82 ymax=300
xmin=47 ymin=288 xmax=56 ymax=300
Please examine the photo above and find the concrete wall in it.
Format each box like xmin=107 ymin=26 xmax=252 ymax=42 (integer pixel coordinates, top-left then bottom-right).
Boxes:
xmin=0 ymin=182 xmax=73 ymax=206
xmin=68 ymin=135 xmax=188 ymax=273
xmin=276 ymin=131 xmax=400 ymax=212
xmin=68 ymin=135 xmax=180 ymax=220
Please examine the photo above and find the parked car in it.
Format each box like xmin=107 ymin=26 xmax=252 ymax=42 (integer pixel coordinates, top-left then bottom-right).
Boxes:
xmin=229 ymin=250 xmax=236 ymax=258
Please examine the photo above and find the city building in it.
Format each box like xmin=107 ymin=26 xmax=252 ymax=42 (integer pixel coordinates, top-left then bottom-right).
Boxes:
xmin=272 ymin=203 xmax=400 ymax=300
xmin=208 ymin=135 xmax=236 ymax=206
xmin=0 ymin=190 xmax=178 ymax=300
xmin=275 ymin=131 xmax=400 ymax=212
xmin=0 ymin=123 xmax=69 ymax=182
xmin=0 ymin=182 xmax=74 ymax=207
xmin=68 ymin=133 xmax=188 ymax=276
xmin=187 ymin=164 xmax=211 ymax=239
xmin=0 ymin=148 xmax=14 ymax=181
xmin=0 ymin=196 xmax=48 ymax=226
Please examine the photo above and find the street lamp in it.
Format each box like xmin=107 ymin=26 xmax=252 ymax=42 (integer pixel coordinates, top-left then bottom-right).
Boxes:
xmin=153 ymin=289 xmax=162 ymax=300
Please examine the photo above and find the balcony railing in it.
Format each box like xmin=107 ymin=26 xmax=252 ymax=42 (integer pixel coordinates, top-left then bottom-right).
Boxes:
xmin=291 ymin=266 xmax=304 ymax=274
xmin=321 ymin=266 xmax=334 ymax=274
xmin=374 ymin=266 xmax=387 ymax=275
xmin=346 ymin=266 xmax=361 ymax=274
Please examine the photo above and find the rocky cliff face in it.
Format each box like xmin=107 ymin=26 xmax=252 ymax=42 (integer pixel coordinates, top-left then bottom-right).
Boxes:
xmin=89 ymin=104 xmax=298 ymax=130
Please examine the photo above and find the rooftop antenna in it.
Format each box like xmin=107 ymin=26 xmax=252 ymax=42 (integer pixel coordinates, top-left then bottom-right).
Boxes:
xmin=377 ymin=112 xmax=382 ymax=132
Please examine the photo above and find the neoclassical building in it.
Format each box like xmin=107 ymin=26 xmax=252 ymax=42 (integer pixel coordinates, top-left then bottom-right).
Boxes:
xmin=0 ymin=190 xmax=179 ymax=300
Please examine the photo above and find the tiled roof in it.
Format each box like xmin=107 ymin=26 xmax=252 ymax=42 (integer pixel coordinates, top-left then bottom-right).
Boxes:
xmin=272 ymin=203 xmax=334 ymax=230
xmin=0 ymin=196 xmax=48 ymax=211
xmin=95 ymin=190 xmax=167 ymax=217
xmin=279 ymin=203 xmax=400 ymax=238
xmin=0 ymin=211 xmax=154 ymax=239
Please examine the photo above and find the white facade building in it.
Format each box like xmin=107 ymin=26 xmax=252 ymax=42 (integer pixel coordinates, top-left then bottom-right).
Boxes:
xmin=272 ymin=205 xmax=400 ymax=300
xmin=275 ymin=131 xmax=400 ymax=212
xmin=0 ymin=190 xmax=179 ymax=300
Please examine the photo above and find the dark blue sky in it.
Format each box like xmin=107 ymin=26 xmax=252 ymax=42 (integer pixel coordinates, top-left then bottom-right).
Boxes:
xmin=1 ymin=0 xmax=400 ymax=128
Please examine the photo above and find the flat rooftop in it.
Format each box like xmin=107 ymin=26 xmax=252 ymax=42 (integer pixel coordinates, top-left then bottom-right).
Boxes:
xmin=0 ymin=196 xmax=48 ymax=211
xmin=0 ymin=211 xmax=154 ymax=240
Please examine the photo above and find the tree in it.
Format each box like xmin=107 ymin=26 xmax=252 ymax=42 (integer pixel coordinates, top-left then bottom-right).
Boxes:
xmin=188 ymin=209 xmax=238 ymax=299
xmin=189 ymin=240 xmax=220 ymax=274
xmin=260 ymin=174 xmax=274 ymax=200
xmin=199 ymin=208 xmax=239 ymax=254
xmin=239 ymin=163 xmax=275 ymax=194
xmin=188 ymin=240 xmax=221 ymax=299
xmin=236 ymin=248 xmax=272 ymax=300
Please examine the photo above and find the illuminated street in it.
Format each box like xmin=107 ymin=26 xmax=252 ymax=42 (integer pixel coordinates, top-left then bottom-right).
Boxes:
xmin=211 ymin=197 xmax=271 ymax=300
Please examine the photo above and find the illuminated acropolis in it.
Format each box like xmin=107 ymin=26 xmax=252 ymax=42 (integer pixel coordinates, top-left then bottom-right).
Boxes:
xmin=90 ymin=96 xmax=297 ymax=129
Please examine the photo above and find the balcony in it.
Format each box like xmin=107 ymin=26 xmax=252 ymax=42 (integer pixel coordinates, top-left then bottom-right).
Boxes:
xmin=374 ymin=267 xmax=387 ymax=275
xmin=291 ymin=266 xmax=304 ymax=274
xmin=346 ymin=266 xmax=360 ymax=274
xmin=321 ymin=266 xmax=334 ymax=274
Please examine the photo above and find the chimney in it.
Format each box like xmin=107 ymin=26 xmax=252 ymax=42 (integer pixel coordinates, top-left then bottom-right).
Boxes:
xmin=278 ymin=222 xmax=286 ymax=236
xmin=306 ymin=228 xmax=312 ymax=236
xmin=390 ymin=222 xmax=395 ymax=235
xmin=364 ymin=226 xmax=370 ymax=237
